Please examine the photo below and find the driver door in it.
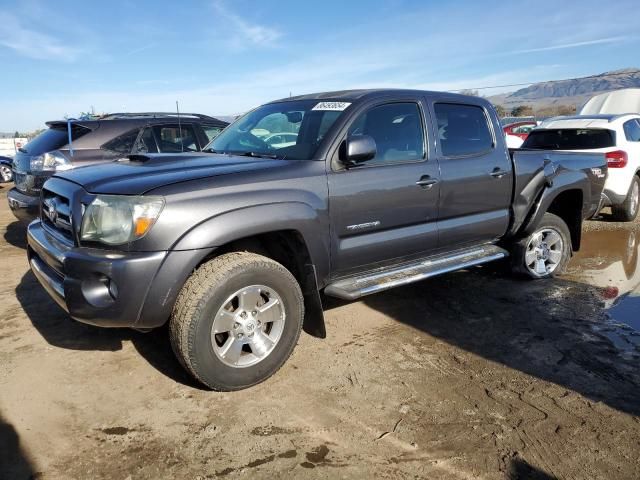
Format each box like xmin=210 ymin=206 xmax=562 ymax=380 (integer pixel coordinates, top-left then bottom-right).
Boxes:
xmin=328 ymin=99 xmax=440 ymax=276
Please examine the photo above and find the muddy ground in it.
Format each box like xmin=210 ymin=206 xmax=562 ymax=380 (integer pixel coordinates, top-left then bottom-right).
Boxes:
xmin=1 ymin=185 xmax=639 ymax=480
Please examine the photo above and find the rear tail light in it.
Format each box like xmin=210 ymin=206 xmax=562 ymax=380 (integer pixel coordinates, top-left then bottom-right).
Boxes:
xmin=606 ymin=150 xmax=628 ymax=168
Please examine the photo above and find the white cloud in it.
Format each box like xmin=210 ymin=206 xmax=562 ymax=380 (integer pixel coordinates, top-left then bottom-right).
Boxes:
xmin=0 ymin=12 xmax=82 ymax=62
xmin=507 ymin=36 xmax=630 ymax=55
xmin=211 ymin=1 xmax=282 ymax=49
xmin=125 ymin=43 xmax=157 ymax=56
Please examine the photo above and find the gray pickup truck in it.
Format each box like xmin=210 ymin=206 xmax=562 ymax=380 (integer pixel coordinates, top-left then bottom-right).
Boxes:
xmin=26 ymin=89 xmax=607 ymax=390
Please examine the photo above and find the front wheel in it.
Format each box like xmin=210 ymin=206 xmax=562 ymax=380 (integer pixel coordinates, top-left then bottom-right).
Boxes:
xmin=511 ymin=212 xmax=572 ymax=279
xmin=612 ymin=176 xmax=640 ymax=222
xmin=169 ymin=252 xmax=304 ymax=391
xmin=0 ymin=164 xmax=12 ymax=183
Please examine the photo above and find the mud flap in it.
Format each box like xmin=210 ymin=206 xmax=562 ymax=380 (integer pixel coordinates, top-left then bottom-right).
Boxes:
xmin=301 ymin=264 xmax=326 ymax=339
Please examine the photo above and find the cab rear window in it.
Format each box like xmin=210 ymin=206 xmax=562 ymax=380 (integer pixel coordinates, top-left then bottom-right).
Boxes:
xmin=523 ymin=129 xmax=615 ymax=150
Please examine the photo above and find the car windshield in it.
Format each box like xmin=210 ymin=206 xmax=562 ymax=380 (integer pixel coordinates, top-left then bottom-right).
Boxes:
xmin=205 ymin=100 xmax=349 ymax=160
xmin=522 ymin=128 xmax=615 ymax=150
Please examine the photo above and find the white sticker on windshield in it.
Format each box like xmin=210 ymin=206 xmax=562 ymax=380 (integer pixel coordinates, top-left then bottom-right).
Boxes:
xmin=312 ymin=102 xmax=352 ymax=111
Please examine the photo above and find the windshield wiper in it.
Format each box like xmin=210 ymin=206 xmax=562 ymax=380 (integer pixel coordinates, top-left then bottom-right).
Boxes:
xmin=235 ymin=151 xmax=279 ymax=159
xmin=205 ymin=149 xmax=280 ymax=159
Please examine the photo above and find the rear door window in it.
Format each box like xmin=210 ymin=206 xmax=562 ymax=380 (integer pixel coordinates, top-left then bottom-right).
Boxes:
xmin=522 ymin=129 xmax=615 ymax=149
xmin=203 ymin=125 xmax=224 ymax=142
xmin=21 ymin=125 xmax=91 ymax=155
xmin=153 ymin=124 xmax=199 ymax=152
xmin=434 ymin=103 xmax=494 ymax=157
xmin=132 ymin=127 xmax=158 ymax=154
xmin=103 ymin=129 xmax=141 ymax=154
xmin=623 ymin=119 xmax=640 ymax=142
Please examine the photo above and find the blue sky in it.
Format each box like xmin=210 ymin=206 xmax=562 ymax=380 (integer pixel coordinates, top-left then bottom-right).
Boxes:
xmin=1 ymin=0 xmax=639 ymax=131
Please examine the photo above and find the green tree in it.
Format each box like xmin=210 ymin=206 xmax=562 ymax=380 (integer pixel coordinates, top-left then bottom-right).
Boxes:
xmin=493 ymin=104 xmax=507 ymax=118
xmin=14 ymin=131 xmax=20 ymax=138
xmin=511 ymin=105 xmax=534 ymax=117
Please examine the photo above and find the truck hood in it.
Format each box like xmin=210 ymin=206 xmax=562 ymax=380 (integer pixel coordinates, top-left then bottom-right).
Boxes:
xmin=53 ymin=153 xmax=292 ymax=195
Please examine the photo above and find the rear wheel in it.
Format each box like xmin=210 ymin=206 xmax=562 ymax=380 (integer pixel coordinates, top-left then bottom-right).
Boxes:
xmin=612 ymin=176 xmax=640 ymax=222
xmin=511 ymin=212 xmax=572 ymax=279
xmin=169 ymin=252 xmax=304 ymax=391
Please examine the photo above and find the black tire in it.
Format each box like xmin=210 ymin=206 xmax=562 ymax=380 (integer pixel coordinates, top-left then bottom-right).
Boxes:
xmin=511 ymin=212 xmax=572 ymax=279
xmin=612 ymin=176 xmax=640 ymax=222
xmin=169 ymin=252 xmax=304 ymax=391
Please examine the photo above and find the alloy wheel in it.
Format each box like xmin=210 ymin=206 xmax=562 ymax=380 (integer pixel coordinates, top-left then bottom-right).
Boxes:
xmin=210 ymin=285 xmax=286 ymax=368
xmin=525 ymin=228 xmax=564 ymax=277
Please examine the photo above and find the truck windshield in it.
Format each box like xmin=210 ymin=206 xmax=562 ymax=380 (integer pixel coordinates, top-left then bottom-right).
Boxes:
xmin=205 ymin=100 xmax=349 ymax=160
xmin=522 ymin=129 xmax=615 ymax=150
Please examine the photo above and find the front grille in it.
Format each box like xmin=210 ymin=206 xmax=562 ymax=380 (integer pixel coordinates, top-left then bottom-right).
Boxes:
xmin=14 ymin=173 xmax=28 ymax=192
xmin=13 ymin=172 xmax=47 ymax=195
xmin=41 ymin=188 xmax=74 ymax=241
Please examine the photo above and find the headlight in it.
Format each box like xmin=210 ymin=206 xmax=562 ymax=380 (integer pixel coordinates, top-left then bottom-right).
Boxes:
xmin=30 ymin=151 xmax=73 ymax=171
xmin=80 ymin=195 xmax=164 ymax=245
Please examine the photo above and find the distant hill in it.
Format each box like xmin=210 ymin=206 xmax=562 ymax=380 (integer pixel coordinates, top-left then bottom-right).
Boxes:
xmin=488 ymin=68 xmax=640 ymax=112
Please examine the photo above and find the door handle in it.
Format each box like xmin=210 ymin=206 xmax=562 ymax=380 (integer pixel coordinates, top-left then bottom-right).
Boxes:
xmin=416 ymin=176 xmax=439 ymax=188
xmin=490 ymin=167 xmax=508 ymax=178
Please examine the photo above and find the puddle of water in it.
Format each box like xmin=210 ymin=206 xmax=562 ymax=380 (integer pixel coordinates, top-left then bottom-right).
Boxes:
xmin=608 ymin=294 xmax=640 ymax=331
xmin=566 ymin=228 xmax=640 ymax=356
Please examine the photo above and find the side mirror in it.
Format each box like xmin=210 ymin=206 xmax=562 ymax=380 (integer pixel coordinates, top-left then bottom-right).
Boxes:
xmin=346 ymin=135 xmax=376 ymax=164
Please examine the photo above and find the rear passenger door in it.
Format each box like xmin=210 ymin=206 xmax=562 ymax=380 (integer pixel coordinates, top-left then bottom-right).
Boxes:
xmin=431 ymin=101 xmax=512 ymax=247
xmin=328 ymin=99 xmax=440 ymax=276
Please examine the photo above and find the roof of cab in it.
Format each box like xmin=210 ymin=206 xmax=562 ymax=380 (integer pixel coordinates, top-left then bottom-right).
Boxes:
xmin=268 ymin=88 xmax=490 ymax=105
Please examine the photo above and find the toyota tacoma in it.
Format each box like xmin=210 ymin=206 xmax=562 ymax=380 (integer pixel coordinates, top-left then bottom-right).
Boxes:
xmin=27 ymin=90 xmax=607 ymax=390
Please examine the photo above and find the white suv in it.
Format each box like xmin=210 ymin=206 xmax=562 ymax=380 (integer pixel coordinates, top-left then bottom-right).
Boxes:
xmin=523 ymin=114 xmax=640 ymax=221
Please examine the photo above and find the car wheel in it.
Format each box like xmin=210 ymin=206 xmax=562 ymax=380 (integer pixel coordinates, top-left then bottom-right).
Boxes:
xmin=169 ymin=252 xmax=304 ymax=391
xmin=511 ymin=212 xmax=572 ymax=279
xmin=0 ymin=165 xmax=12 ymax=183
xmin=612 ymin=176 xmax=640 ymax=222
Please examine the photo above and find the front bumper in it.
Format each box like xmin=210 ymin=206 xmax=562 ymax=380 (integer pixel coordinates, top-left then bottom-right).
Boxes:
xmin=27 ymin=220 xmax=167 ymax=328
xmin=7 ymin=188 xmax=40 ymax=224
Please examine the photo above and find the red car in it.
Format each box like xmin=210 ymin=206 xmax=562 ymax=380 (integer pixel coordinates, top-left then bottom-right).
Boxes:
xmin=503 ymin=121 xmax=537 ymax=140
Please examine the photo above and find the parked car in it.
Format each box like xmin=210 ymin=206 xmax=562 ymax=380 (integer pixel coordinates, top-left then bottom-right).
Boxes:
xmin=523 ymin=114 xmax=640 ymax=221
xmin=27 ymin=89 xmax=606 ymax=391
xmin=505 ymin=134 xmax=524 ymax=149
xmin=7 ymin=113 xmax=228 ymax=223
xmin=0 ymin=156 xmax=13 ymax=183
xmin=503 ymin=121 xmax=537 ymax=140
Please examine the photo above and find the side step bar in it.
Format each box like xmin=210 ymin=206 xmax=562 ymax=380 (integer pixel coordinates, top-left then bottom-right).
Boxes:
xmin=324 ymin=245 xmax=508 ymax=300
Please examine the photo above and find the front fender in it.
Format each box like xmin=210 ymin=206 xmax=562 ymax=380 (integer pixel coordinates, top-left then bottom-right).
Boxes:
xmin=171 ymin=202 xmax=331 ymax=284
xmin=136 ymin=202 xmax=331 ymax=329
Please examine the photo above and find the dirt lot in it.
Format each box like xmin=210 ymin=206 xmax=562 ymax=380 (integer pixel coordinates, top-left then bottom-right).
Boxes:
xmin=1 ymin=185 xmax=639 ymax=480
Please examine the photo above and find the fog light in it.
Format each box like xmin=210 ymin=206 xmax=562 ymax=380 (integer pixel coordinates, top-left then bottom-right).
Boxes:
xmin=81 ymin=274 xmax=116 ymax=308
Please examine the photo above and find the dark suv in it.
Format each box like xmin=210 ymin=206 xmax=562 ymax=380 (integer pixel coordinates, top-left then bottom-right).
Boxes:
xmin=8 ymin=113 xmax=228 ymax=223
